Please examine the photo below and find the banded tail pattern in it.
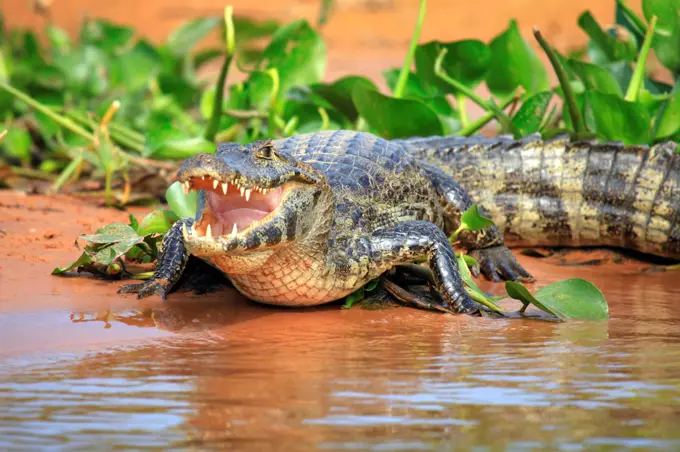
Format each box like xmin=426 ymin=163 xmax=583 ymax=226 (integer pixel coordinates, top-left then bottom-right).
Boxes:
xmin=398 ymin=134 xmax=680 ymax=259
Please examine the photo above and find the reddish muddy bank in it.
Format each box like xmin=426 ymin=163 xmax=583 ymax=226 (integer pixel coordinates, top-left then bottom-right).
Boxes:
xmin=2 ymin=190 xmax=680 ymax=449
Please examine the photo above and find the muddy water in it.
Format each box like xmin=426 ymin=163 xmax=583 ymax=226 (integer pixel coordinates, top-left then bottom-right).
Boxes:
xmin=2 ymin=192 xmax=680 ymax=450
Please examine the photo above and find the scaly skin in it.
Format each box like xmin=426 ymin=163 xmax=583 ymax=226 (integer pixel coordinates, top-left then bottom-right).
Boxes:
xmin=399 ymin=133 xmax=680 ymax=259
xmin=119 ymin=130 xmax=679 ymax=314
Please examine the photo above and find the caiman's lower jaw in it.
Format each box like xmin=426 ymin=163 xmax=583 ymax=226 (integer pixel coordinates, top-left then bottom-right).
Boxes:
xmin=179 ymin=174 xmax=284 ymax=242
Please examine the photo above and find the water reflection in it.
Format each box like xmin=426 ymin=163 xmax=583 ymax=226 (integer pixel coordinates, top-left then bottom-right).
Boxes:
xmin=2 ymin=260 xmax=680 ymax=450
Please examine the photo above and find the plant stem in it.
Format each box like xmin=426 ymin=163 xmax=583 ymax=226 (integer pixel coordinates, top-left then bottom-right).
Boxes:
xmin=467 ymin=289 xmax=504 ymax=313
xmin=204 ymin=6 xmax=235 ymax=142
xmin=394 ymin=0 xmax=426 ymax=99
xmin=10 ymin=166 xmax=57 ymax=181
xmin=533 ymin=27 xmax=587 ymax=135
xmin=625 ymin=15 xmax=657 ymax=102
xmin=458 ymin=93 xmax=517 ymax=136
xmin=0 ymin=81 xmax=94 ymax=141
xmin=456 ymin=94 xmax=469 ymax=127
xmin=318 ymin=107 xmax=329 ymax=130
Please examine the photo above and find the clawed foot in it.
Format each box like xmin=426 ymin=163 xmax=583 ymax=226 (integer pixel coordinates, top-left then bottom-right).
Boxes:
xmin=118 ymin=278 xmax=171 ymax=300
xmin=469 ymin=246 xmax=534 ymax=283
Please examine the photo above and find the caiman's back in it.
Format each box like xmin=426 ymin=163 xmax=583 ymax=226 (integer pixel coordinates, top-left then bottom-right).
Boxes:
xmin=399 ymin=134 xmax=680 ymax=259
xmin=272 ymin=130 xmax=443 ymax=237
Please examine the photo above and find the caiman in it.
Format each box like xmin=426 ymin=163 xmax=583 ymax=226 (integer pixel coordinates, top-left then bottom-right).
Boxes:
xmin=119 ymin=130 xmax=680 ymax=315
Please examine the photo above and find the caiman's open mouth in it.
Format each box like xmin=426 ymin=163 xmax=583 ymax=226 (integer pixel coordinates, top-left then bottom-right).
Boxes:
xmin=180 ymin=175 xmax=284 ymax=239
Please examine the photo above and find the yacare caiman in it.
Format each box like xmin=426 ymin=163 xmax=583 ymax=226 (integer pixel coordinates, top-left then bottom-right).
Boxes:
xmin=119 ymin=130 xmax=679 ymax=315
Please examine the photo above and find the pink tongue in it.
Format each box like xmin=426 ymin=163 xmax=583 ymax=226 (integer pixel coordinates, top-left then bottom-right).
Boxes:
xmin=216 ymin=209 xmax=269 ymax=231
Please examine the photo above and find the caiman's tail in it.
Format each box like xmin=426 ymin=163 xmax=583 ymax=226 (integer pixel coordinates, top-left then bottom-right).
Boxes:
xmin=396 ymin=134 xmax=680 ymax=260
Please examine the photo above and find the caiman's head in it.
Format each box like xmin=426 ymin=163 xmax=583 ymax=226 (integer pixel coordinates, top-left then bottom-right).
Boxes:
xmin=176 ymin=139 xmax=331 ymax=274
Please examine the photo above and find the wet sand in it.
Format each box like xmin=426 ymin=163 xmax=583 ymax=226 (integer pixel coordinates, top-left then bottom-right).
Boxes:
xmin=2 ymin=190 xmax=680 ymax=449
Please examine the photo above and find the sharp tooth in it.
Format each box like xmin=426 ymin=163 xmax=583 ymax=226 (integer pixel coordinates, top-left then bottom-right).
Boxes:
xmin=262 ymin=188 xmax=267 ymax=195
xmin=221 ymin=182 xmax=228 ymax=195
xmin=182 ymin=181 xmax=189 ymax=195
xmin=202 ymin=175 xmax=206 ymax=180
xmin=245 ymin=189 xmax=251 ymax=201
xmin=206 ymin=223 xmax=212 ymax=238
xmin=182 ymin=223 xmax=189 ymax=239
xmin=240 ymin=186 xmax=245 ymax=197
xmin=232 ymin=223 xmax=238 ymax=237
xmin=213 ymin=179 xmax=219 ymax=189
xmin=191 ymin=223 xmax=198 ymax=236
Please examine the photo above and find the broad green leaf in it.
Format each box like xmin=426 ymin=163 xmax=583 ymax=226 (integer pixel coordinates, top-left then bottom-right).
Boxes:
xmin=652 ymin=28 xmax=680 ymax=73
xmin=137 ymin=210 xmax=180 ymax=236
xmin=568 ymin=59 xmax=624 ymax=96
xmin=79 ymin=223 xmax=140 ymax=244
xmin=654 ymin=80 xmax=680 ymax=139
xmin=457 ymin=254 xmax=505 ymax=307
xmin=578 ymin=12 xmax=638 ymax=63
xmin=0 ymin=127 xmax=32 ymax=163
xmin=642 ymin=0 xmax=679 ymax=35
xmin=462 ymin=254 xmax=478 ymax=268
xmin=46 ymin=25 xmax=71 ymax=56
xmin=535 ymin=278 xmax=609 ymax=320
xmin=80 ymin=19 xmax=135 ymax=53
xmin=128 ymin=214 xmax=139 ymax=232
xmin=383 ymin=69 xmax=455 ymax=117
xmin=93 ymin=238 xmax=145 ymax=265
xmin=54 ymin=46 xmax=109 ymax=96
xmin=157 ymin=73 xmax=200 ymax=107
xmin=166 ymin=181 xmax=200 ymax=219
xmin=486 ymin=20 xmax=549 ymax=99
xmin=511 ymin=91 xmax=553 ymax=136
xmin=460 ymin=204 xmax=494 ymax=231
xmin=110 ymin=40 xmax=162 ymax=91
xmin=415 ymin=39 xmax=491 ymax=94
xmin=585 ymin=91 xmax=652 ymax=144
xmin=166 ymin=16 xmax=221 ymax=57
xmin=351 ymin=85 xmax=443 ymax=139
xmin=232 ymin=16 xmax=280 ymax=42
xmin=259 ymin=20 xmax=326 ymax=101
xmin=245 ymin=70 xmax=274 ymax=112
xmin=311 ymin=76 xmax=378 ymax=122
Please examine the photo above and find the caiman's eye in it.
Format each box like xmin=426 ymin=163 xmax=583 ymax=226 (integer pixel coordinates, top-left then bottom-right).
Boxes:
xmin=255 ymin=140 xmax=275 ymax=160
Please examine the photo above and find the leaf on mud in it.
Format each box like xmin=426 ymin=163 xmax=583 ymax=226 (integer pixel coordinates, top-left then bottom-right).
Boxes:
xmin=166 ymin=181 xmax=199 ymax=219
xmin=51 ymin=251 xmax=94 ymax=275
xmin=92 ymin=237 xmax=145 ymax=265
xmin=506 ymin=279 xmax=609 ymax=321
xmin=460 ymin=204 xmax=495 ymax=232
xmin=79 ymin=223 xmax=141 ymax=243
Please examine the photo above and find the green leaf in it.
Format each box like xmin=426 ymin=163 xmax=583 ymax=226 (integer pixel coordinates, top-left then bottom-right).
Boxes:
xmin=578 ymin=12 xmax=638 ymax=63
xmin=536 ymin=279 xmax=609 ymax=320
xmin=343 ymin=287 xmax=365 ymax=309
xmin=311 ymin=76 xmax=378 ymax=122
xmin=79 ymin=223 xmax=140 ymax=244
xmin=137 ymin=210 xmax=180 ymax=236
xmin=128 ymin=214 xmax=139 ymax=232
xmin=54 ymin=46 xmax=109 ymax=96
xmin=166 ymin=181 xmax=199 ymax=219
xmin=110 ymin=40 xmax=162 ymax=91
xmin=51 ymin=251 xmax=93 ymax=275
xmin=486 ymin=20 xmax=550 ymax=99
xmin=80 ymin=19 xmax=135 ymax=53
xmin=651 ymin=26 xmax=680 ymax=73
xmin=568 ymin=59 xmax=624 ymax=96
xmin=511 ymin=91 xmax=553 ymax=136
xmin=166 ymin=16 xmax=221 ymax=57
xmin=460 ymin=204 xmax=494 ymax=231
xmin=642 ymin=0 xmax=679 ymax=35
xmin=415 ymin=40 xmax=491 ymax=94
xmin=93 ymin=238 xmax=145 ymax=265
xmin=585 ymin=91 xmax=652 ymax=144
xmin=351 ymin=85 xmax=443 ymax=139
xmin=46 ymin=24 xmax=71 ymax=56
xmin=655 ymin=80 xmax=680 ymax=139
xmin=0 ymin=127 xmax=32 ymax=163
xmin=259 ymin=20 xmax=326 ymax=102
xmin=383 ymin=68 xmax=431 ymax=97
xmin=146 ymin=136 xmax=214 ymax=160
xmin=462 ymin=254 xmax=478 ymax=268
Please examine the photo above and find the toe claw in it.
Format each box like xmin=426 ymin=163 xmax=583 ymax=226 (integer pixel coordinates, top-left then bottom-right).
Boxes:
xmin=118 ymin=279 xmax=170 ymax=300
xmin=469 ymin=246 xmax=534 ymax=283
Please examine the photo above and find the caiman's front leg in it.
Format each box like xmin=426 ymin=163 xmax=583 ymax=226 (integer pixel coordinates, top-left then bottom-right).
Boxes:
xmin=369 ymin=221 xmax=480 ymax=315
xmin=118 ymin=218 xmax=193 ymax=299
xmin=421 ymin=164 xmax=533 ymax=282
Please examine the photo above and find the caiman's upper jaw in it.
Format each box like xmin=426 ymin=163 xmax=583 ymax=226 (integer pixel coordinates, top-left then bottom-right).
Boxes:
xmin=180 ymin=173 xmax=285 ymax=239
